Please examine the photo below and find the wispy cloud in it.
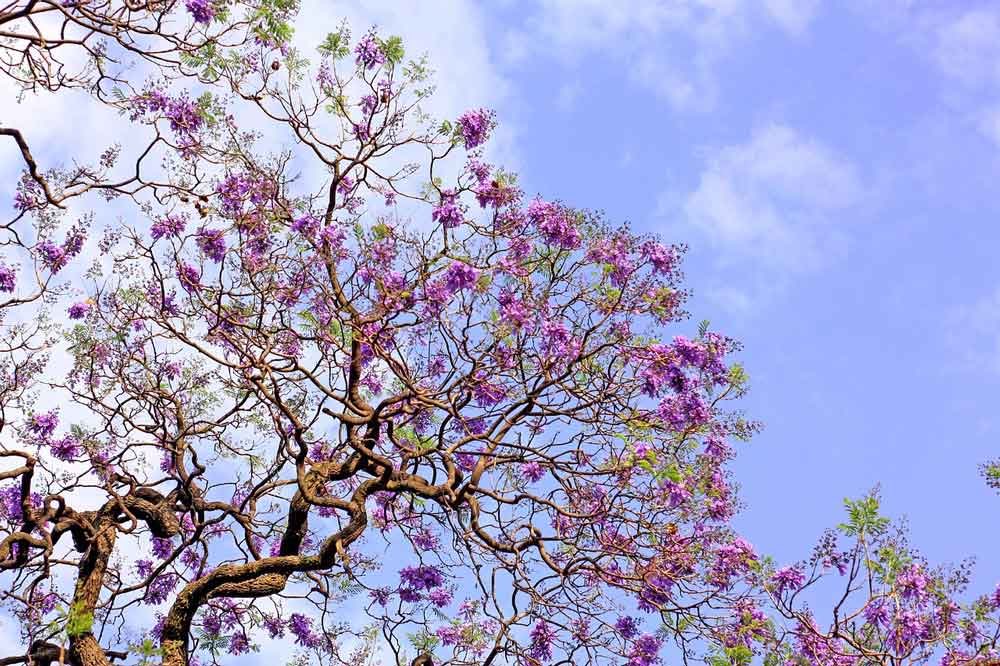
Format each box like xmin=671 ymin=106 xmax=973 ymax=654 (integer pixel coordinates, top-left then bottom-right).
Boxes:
xmin=659 ymin=124 xmax=861 ymax=313
xmin=763 ymin=0 xmax=823 ymax=37
xmin=853 ymin=3 xmax=1000 ymax=150
xmin=929 ymin=8 xmax=1000 ymax=90
xmin=681 ymin=124 xmax=861 ymax=271
xmin=948 ymin=286 xmax=1000 ymax=376
xmin=504 ymin=0 xmax=824 ymax=112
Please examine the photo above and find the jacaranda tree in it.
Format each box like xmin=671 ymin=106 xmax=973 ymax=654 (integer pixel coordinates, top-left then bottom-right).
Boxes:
xmin=2 ymin=3 xmax=999 ymax=666
xmin=1 ymin=2 xmax=760 ymax=665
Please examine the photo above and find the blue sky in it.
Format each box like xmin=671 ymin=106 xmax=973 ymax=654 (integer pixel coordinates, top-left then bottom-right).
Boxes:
xmin=447 ymin=0 xmax=1000 ymax=588
xmin=2 ymin=0 xmax=999 ymax=653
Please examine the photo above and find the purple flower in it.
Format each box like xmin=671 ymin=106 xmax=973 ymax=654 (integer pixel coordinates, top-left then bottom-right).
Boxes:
xmin=178 ymin=262 xmax=201 ymax=292
xmin=185 ymin=0 xmax=215 ymax=24
xmin=638 ymin=575 xmax=673 ymax=612
xmin=436 ymin=625 xmax=462 ymax=646
xmin=360 ymin=94 xmax=377 ymax=115
xmin=629 ymin=633 xmax=663 ymax=666
xmin=711 ymin=538 xmax=757 ymax=589
xmin=499 ymin=289 xmax=532 ymax=329
xmin=529 ymin=619 xmax=556 ymax=663
xmin=151 ymin=537 xmax=173 ymax=560
xmin=641 ymin=240 xmax=676 ymax=274
xmin=521 ymin=461 xmax=545 ymax=483
xmin=196 ymin=227 xmax=226 ymax=263
xmin=457 ymin=108 xmax=494 ymax=149
xmin=587 ymin=233 xmax=634 ymax=286
xmin=370 ymin=587 xmax=392 ymax=606
xmin=540 ymin=319 xmax=581 ymax=363
xmin=68 ymin=301 xmax=92 ymax=319
xmin=144 ymin=573 xmax=178 ymax=605
xmin=472 ymin=373 xmax=506 ymax=407
xmin=49 ymin=436 xmax=80 ymax=461
xmin=289 ymin=613 xmax=321 ymax=648
xmin=413 ymin=529 xmax=440 ymax=552
xmin=616 ymin=616 xmax=640 ymax=639
xmin=227 ymin=633 xmax=249 ymax=656
xmin=38 ymin=241 xmax=67 ymax=272
xmin=263 ymin=616 xmax=285 ymax=638
xmin=135 ymin=559 xmax=154 ymax=578
xmin=0 ymin=483 xmax=41 ymax=523
xmin=0 ymin=265 xmax=15 ymax=292
xmin=661 ymin=478 xmax=690 ymax=508
xmin=528 ymin=198 xmax=581 ymax=250
xmin=180 ymin=549 xmax=201 ymax=571
xmin=897 ymin=563 xmax=928 ymax=601
xmin=444 ymin=261 xmax=479 ymax=292
xmin=291 ymin=213 xmax=319 ymax=237
xmin=864 ymin=599 xmax=890 ymax=627
xmin=432 ymin=190 xmax=463 ymax=228
xmin=28 ymin=411 xmax=59 ymax=439
xmin=355 ymin=30 xmax=385 ymax=69
xmin=428 ymin=587 xmax=453 ymax=608
xmin=202 ymin=613 xmax=222 ymax=635
xmin=400 ymin=564 xmax=444 ymax=591
xmin=151 ymin=214 xmax=187 ymax=240
xmin=657 ymin=393 xmax=710 ymax=430
xmin=771 ymin=566 xmax=805 ymax=595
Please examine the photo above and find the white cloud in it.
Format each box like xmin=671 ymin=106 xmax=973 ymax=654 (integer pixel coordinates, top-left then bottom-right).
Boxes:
xmin=851 ymin=3 xmax=1000 ymax=152
xmin=681 ymin=124 xmax=862 ymax=272
xmin=949 ymin=287 xmax=1000 ymax=375
xmin=930 ymin=8 xmax=1000 ymax=90
xmin=505 ymin=0 xmax=823 ymax=111
xmin=976 ymin=105 xmax=1000 ymax=148
xmin=764 ymin=0 xmax=822 ymax=37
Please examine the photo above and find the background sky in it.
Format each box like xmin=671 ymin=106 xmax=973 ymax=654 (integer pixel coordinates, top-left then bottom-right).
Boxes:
xmin=2 ymin=0 xmax=1000 ymax=651
xmin=308 ymin=0 xmax=1000 ymax=589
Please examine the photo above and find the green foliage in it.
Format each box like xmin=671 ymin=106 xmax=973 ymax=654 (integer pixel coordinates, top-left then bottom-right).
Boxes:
xmin=64 ymin=601 xmax=94 ymax=637
xmin=130 ymin=638 xmax=165 ymax=666
xmin=318 ymin=25 xmax=351 ymax=59
xmin=378 ymin=35 xmax=405 ymax=65
xmin=839 ymin=493 xmax=890 ymax=539
xmin=709 ymin=644 xmax=754 ymax=666
xmin=406 ymin=629 xmax=439 ymax=653
xmin=727 ymin=363 xmax=749 ymax=388
xmin=195 ymin=91 xmax=218 ymax=126
xmin=250 ymin=0 xmax=295 ymax=47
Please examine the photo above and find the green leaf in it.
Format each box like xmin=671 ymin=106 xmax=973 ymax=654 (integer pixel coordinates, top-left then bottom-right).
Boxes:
xmin=65 ymin=601 xmax=94 ymax=637
xmin=319 ymin=28 xmax=351 ymax=59
xmin=379 ymin=35 xmax=405 ymax=65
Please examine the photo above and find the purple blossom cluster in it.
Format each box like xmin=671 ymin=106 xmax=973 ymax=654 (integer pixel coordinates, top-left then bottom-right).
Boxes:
xmin=151 ymin=214 xmax=187 ymax=240
xmin=527 ymin=198 xmax=582 ymax=249
xmin=399 ymin=564 xmax=444 ymax=591
xmin=289 ymin=612 xmax=322 ymax=648
xmin=144 ymin=573 xmax=178 ymax=605
xmin=68 ymin=301 xmax=92 ymax=319
xmin=432 ymin=190 xmax=463 ymax=228
xmin=37 ymin=226 xmax=86 ymax=273
xmin=130 ymin=90 xmax=204 ymax=150
xmin=196 ymin=227 xmax=227 ymax=263
xmin=0 ymin=264 xmax=16 ymax=292
xmin=185 ymin=0 xmax=215 ymax=24
xmin=354 ymin=30 xmax=385 ymax=69
xmin=529 ymin=619 xmax=556 ymax=663
xmin=0 ymin=483 xmax=41 ymax=523
xmin=457 ymin=108 xmax=495 ymax=149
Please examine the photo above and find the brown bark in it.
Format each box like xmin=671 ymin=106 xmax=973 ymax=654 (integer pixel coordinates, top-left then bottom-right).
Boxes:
xmin=67 ymin=519 xmax=116 ymax=666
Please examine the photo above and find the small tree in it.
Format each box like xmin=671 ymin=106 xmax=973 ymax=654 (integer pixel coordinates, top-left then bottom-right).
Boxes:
xmin=0 ymin=5 xmax=760 ymax=666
